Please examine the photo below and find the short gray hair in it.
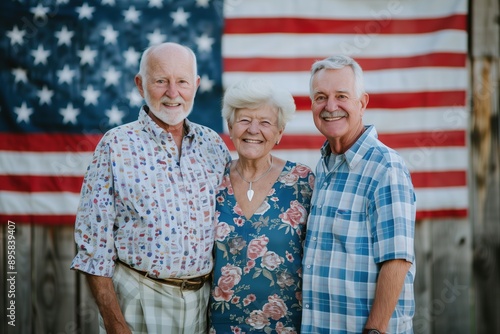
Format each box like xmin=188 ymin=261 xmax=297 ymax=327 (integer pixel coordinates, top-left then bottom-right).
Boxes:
xmin=222 ymin=78 xmax=296 ymax=130
xmin=309 ymin=55 xmax=365 ymax=98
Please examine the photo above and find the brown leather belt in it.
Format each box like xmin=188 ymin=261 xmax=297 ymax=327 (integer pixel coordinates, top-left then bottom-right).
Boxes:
xmin=118 ymin=261 xmax=211 ymax=291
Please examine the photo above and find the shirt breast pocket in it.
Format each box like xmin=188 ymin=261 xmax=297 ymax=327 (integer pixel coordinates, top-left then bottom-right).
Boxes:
xmin=333 ymin=209 xmax=368 ymax=254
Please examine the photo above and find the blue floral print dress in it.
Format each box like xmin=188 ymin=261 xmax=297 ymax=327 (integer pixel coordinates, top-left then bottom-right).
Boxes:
xmin=209 ymin=161 xmax=314 ymax=334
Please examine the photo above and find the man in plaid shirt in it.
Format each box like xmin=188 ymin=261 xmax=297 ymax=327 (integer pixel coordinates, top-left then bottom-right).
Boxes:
xmin=301 ymin=55 xmax=416 ymax=334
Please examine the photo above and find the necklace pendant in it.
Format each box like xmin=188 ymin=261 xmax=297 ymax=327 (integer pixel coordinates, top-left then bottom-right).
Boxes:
xmin=247 ymin=189 xmax=254 ymax=201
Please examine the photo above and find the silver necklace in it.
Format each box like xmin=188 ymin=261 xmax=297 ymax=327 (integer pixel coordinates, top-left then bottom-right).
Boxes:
xmin=235 ymin=156 xmax=274 ymax=201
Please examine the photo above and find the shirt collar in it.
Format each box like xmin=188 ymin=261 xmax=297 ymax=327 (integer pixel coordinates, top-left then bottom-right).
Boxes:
xmin=320 ymin=125 xmax=377 ymax=170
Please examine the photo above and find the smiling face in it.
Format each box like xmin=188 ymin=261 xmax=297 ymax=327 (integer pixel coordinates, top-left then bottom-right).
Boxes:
xmin=311 ymin=66 xmax=368 ymax=153
xmin=229 ymin=104 xmax=284 ymax=161
xmin=135 ymin=44 xmax=200 ymax=126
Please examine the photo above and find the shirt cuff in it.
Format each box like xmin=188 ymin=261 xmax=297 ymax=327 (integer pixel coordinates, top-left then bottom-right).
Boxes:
xmin=70 ymin=253 xmax=116 ymax=277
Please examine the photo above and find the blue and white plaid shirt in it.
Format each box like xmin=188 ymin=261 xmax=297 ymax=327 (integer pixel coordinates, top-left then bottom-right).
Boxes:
xmin=301 ymin=125 xmax=416 ymax=334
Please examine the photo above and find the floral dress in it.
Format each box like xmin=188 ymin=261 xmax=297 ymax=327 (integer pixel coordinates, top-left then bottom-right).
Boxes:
xmin=209 ymin=161 xmax=315 ymax=334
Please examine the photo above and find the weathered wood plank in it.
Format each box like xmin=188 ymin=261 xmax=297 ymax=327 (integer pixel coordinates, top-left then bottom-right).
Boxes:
xmin=414 ymin=219 xmax=472 ymax=333
xmin=31 ymin=226 xmax=78 ymax=333
xmin=414 ymin=220 xmax=433 ymax=334
xmin=471 ymin=55 xmax=500 ymax=331
xmin=2 ymin=224 xmax=33 ymax=334
xmin=470 ymin=0 xmax=500 ymax=332
xmin=430 ymin=219 xmax=471 ymax=332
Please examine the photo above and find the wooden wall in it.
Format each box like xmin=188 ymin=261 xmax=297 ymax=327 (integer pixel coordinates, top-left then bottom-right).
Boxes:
xmin=470 ymin=0 xmax=500 ymax=333
xmin=413 ymin=219 xmax=472 ymax=333
xmin=0 ymin=220 xmax=475 ymax=334
xmin=0 ymin=224 xmax=99 ymax=334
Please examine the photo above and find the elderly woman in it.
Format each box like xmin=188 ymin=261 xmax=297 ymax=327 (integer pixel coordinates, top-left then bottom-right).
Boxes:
xmin=208 ymin=78 xmax=315 ymax=333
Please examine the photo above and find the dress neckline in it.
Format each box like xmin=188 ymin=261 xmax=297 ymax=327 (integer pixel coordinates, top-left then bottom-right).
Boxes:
xmin=228 ymin=160 xmax=289 ymax=220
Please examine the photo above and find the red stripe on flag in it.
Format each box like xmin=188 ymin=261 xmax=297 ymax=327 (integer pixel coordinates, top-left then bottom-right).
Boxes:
xmin=379 ymin=130 xmax=465 ymax=148
xmin=0 ymin=175 xmax=83 ymax=193
xmin=410 ymin=171 xmax=466 ymax=188
xmin=0 ymin=214 xmax=77 ymax=225
xmin=224 ymin=53 xmax=467 ymax=72
xmin=222 ymin=131 xmax=465 ymax=150
xmin=0 ymin=133 xmax=102 ymax=152
xmin=224 ymin=15 xmax=467 ymax=34
xmin=416 ymin=208 xmax=468 ymax=220
xmin=294 ymin=90 xmax=466 ymax=110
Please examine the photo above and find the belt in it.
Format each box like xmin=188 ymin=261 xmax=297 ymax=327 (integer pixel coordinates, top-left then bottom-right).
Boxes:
xmin=118 ymin=261 xmax=211 ymax=291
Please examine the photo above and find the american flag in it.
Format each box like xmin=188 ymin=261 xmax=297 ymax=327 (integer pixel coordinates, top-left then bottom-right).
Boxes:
xmin=0 ymin=0 xmax=468 ymax=224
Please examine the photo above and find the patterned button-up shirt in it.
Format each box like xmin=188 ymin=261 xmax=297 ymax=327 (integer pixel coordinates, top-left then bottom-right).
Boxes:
xmin=71 ymin=107 xmax=231 ymax=278
xmin=301 ymin=125 xmax=416 ymax=334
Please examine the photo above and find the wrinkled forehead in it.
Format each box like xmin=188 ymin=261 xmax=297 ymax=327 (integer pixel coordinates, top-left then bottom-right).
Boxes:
xmin=312 ymin=67 xmax=357 ymax=93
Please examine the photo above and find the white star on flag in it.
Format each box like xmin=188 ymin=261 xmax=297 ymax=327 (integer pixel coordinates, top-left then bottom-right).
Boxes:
xmin=31 ymin=4 xmax=49 ymax=19
xmin=55 ymin=26 xmax=74 ymax=46
xmin=76 ymin=3 xmax=95 ymax=20
xmin=82 ymin=85 xmax=100 ymax=106
xmin=128 ymin=89 xmax=143 ymax=107
xmin=31 ymin=45 xmax=50 ymax=65
xmin=78 ymin=46 xmax=97 ymax=66
xmin=7 ymin=26 xmax=25 ymax=46
xmin=123 ymin=47 xmax=141 ymax=67
xmin=148 ymin=0 xmax=163 ymax=8
xmin=101 ymin=25 xmax=119 ymax=45
xmin=147 ymin=28 xmax=167 ymax=45
xmin=103 ymin=67 xmax=121 ymax=87
xmin=196 ymin=0 xmax=210 ymax=8
xmin=57 ymin=65 xmax=75 ymax=84
xmin=15 ymin=102 xmax=33 ymax=123
xmin=196 ymin=34 xmax=215 ymax=52
xmin=106 ymin=105 xmax=126 ymax=126
xmin=60 ymin=103 xmax=80 ymax=124
xmin=37 ymin=86 xmax=54 ymax=105
xmin=123 ymin=6 xmax=140 ymax=23
xmin=199 ymin=75 xmax=214 ymax=93
xmin=12 ymin=68 xmax=28 ymax=84
xmin=171 ymin=7 xmax=190 ymax=26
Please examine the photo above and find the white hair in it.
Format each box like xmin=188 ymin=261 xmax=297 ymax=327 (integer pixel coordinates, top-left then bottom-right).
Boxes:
xmin=222 ymin=78 xmax=296 ymax=130
xmin=309 ymin=55 xmax=365 ymax=98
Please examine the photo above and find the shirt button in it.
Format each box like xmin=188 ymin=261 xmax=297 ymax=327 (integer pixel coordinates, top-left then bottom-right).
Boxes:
xmin=312 ymin=237 xmax=317 ymax=241
xmin=323 ymin=182 xmax=328 ymax=187
xmin=306 ymin=265 xmax=311 ymax=269
xmin=305 ymin=304 xmax=310 ymax=308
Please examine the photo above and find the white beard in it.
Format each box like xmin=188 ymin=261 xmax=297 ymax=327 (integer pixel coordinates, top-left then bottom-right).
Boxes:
xmin=144 ymin=91 xmax=192 ymax=126
xmin=148 ymin=105 xmax=190 ymax=125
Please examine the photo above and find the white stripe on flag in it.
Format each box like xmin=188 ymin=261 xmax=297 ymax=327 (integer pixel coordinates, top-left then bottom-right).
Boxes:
xmin=222 ymin=31 xmax=467 ymax=58
xmin=223 ymin=67 xmax=467 ymax=95
xmin=0 ymin=151 xmax=92 ymax=175
xmin=0 ymin=191 xmax=81 ymax=214
xmin=223 ymin=0 xmax=467 ymax=18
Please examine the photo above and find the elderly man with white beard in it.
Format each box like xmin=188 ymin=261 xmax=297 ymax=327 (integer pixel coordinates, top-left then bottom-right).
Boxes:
xmin=71 ymin=42 xmax=231 ymax=334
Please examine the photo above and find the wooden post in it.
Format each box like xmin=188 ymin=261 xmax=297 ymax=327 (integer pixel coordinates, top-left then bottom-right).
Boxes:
xmin=470 ymin=0 xmax=500 ymax=333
